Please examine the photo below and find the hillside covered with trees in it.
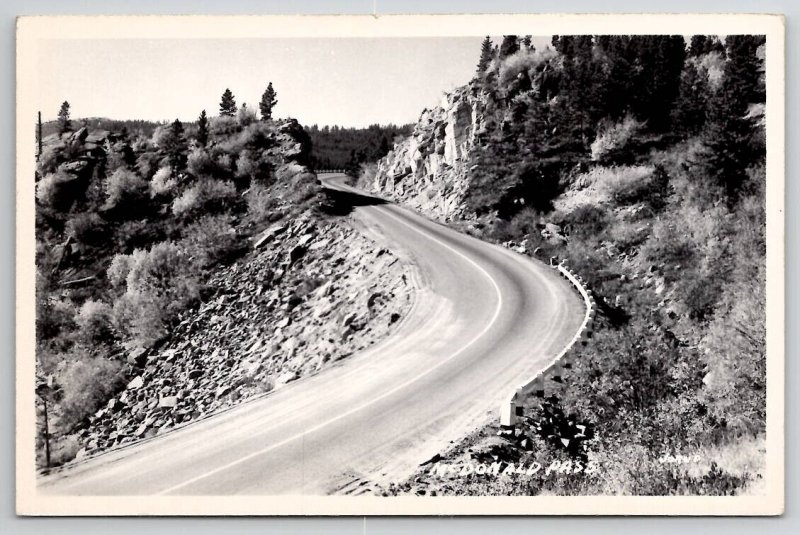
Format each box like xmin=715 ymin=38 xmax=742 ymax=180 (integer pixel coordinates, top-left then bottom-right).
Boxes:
xmin=34 ymin=86 xmax=324 ymax=467
xmin=369 ymin=34 xmax=768 ymax=495
xmin=305 ymin=123 xmax=412 ymax=172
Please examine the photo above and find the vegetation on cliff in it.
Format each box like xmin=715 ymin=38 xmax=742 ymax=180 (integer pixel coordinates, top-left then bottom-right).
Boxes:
xmin=306 ymin=123 xmax=412 ymax=172
xmin=376 ymin=34 xmax=767 ymax=495
xmin=34 ymin=88 xmax=322 ymax=467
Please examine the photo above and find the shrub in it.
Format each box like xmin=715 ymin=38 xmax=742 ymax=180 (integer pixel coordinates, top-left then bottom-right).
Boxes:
xmin=75 ymin=299 xmax=115 ymax=345
xmin=107 ymin=254 xmax=133 ymax=289
xmin=245 ymin=182 xmax=277 ymax=224
xmin=45 ymin=435 xmax=82 ymax=468
xmin=104 ymin=167 xmax=148 ymax=209
xmin=179 ymin=215 xmax=244 ymax=267
xmin=209 ymin=115 xmax=240 ymax=137
xmin=136 ymin=150 xmax=161 ymax=179
xmin=172 ymin=178 xmax=239 ymax=217
xmin=276 ymin=163 xmax=320 ymax=207
xmin=590 ymin=115 xmax=645 ymax=162
xmin=149 ymin=166 xmax=177 ymax=198
xmin=113 ymin=219 xmax=165 ymax=252
xmin=237 ymin=105 xmax=258 ymax=127
xmin=36 ymin=170 xmax=78 ymax=210
xmin=186 ymin=148 xmax=215 ymax=177
xmin=56 ymin=352 xmax=125 ymax=431
xmin=110 ymin=242 xmax=201 ymax=346
xmin=65 ymin=212 xmax=108 ymax=245
xmin=38 ymin=145 xmax=64 ymax=175
xmin=497 ymin=48 xmax=555 ymax=87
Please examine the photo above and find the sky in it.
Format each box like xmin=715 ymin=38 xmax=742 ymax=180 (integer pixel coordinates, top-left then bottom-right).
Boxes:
xmin=36 ymin=37 xmax=494 ymax=127
xmin=36 ymin=36 xmax=554 ymax=127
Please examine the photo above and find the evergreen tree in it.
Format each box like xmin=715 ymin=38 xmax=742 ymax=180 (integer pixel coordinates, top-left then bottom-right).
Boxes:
xmin=701 ymin=35 xmax=766 ymax=202
xmin=522 ymin=35 xmax=533 ymax=50
xmin=498 ymin=35 xmax=520 ymax=59
xmin=197 ymin=109 xmax=209 ymax=147
xmin=476 ymin=36 xmax=493 ymax=74
xmin=58 ymin=101 xmax=72 ymax=134
xmin=166 ymin=118 xmax=187 ymax=173
xmin=671 ymin=63 xmax=710 ymax=137
xmin=259 ymin=82 xmax=278 ymax=120
xmin=219 ymin=88 xmax=237 ymax=117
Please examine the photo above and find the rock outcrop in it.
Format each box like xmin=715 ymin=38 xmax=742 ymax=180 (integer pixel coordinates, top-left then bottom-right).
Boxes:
xmin=366 ymin=84 xmax=488 ymax=221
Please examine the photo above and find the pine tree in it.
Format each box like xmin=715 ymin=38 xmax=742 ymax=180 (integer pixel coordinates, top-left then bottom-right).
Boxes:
xmin=671 ymin=63 xmax=710 ymax=137
xmin=167 ymin=118 xmax=187 ymax=173
xmin=259 ymin=82 xmax=278 ymax=120
xmin=197 ymin=109 xmax=209 ymax=147
xmin=499 ymin=35 xmax=520 ymax=59
xmin=702 ymin=35 xmax=766 ymax=202
xmin=219 ymin=88 xmax=237 ymax=117
xmin=476 ymin=36 xmax=493 ymax=74
xmin=522 ymin=35 xmax=533 ymax=50
xmin=57 ymin=101 xmax=72 ymax=134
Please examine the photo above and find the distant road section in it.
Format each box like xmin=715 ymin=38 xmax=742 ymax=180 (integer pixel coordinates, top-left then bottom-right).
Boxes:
xmin=39 ymin=173 xmax=584 ymax=496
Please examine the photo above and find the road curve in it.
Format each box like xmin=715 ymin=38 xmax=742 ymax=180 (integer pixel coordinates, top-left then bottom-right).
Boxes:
xmin=38 ymin=173 xmax=584 ymax=496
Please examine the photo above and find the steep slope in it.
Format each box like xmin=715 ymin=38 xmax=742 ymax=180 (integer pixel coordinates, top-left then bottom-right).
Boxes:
xmin=365 ymin=37 xmax=768 ymax=496
xmin=363 ymin=85 xmax=487 ymax=221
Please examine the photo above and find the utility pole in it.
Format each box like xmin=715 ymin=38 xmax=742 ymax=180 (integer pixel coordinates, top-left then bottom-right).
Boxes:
xmin=36 ymin=380 xmax=52 ymax=469
xmin=42 ymin=396 xmax=51 ymax=469
xmin=36 ymin=111 xmax=43 ymax=160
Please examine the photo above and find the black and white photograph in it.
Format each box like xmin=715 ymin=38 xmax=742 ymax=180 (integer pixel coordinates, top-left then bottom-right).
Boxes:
xmin=15 ymin=14 xmax=784 ymax=515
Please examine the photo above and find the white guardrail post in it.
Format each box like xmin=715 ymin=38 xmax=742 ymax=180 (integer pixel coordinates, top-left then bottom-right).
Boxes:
xmin=499 ymin=261 xmax=595 ymax=432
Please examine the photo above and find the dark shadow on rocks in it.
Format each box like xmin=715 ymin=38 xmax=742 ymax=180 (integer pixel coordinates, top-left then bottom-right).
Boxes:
xmin=316 ymin=186 xmax=388 ymax=216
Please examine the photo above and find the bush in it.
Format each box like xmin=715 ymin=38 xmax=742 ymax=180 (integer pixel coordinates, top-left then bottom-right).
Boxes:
xmin=56 ymin=352 xmax=125 ymax=431
xmin=497 ymin=48 xmax=555 ymax=87
xmin=75 ymin=299 xmax=115 ymax=345
xmin=45 ymin=435 xmax=82 ymax=468
xmin=65 ymin=212 xmax=108 ymax=245
xmin=36 ymin=170 xmax=79 ymax=210
xmin=209 ymin=115 xmax=240 ymax=137
xmin=109 ymin=242 xmax=201 ymax=346
xmin=179 ymin=215 xmax=244 ymax=268
xmin=38 ymin=145 xmax=64 ymax=175
xmin=591 ymin=115 xmax=645 ymax=162
xmin=237 ymin=105 xmax=258 ymax=127
xmin=172 ymin=178 xmax=239 ymax=217
xmin=186 ymin=148 xmax=216 ymax=178
xmin=245 ymin=182 xmax=277 ymax=224
xmin=104 ymin=167 xmax=148 ymax=209
xmin=149 ymin=166 xmax=177 ymax=198
xmin=136 ymin=150 xmax=161 ymax=180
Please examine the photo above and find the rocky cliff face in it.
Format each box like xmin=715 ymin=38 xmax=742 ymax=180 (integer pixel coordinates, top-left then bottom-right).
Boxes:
xmin=366 ymin=84 xmax=487 ymax=221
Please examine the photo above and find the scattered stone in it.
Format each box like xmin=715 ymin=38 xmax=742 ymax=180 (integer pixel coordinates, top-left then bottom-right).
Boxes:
xmin=127 ymin=376 xmax=144 ymax=390
xmin=76 ymin=219 xmax=414 ymax=460
xmin=159 ymin=396 xmax=178 ymax=409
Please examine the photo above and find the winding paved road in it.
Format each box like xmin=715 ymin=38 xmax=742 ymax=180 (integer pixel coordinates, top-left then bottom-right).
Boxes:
xmin=38 ymin=173 xmax=584 ymax=497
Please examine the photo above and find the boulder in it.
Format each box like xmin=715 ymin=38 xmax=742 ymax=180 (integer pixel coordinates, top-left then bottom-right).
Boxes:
xmin=127 ymin=347 xmax=148 ymax=367
xmin=126 ymin=376 xmax=144 ymax=390
xmin=158 ymin=396 xmax=178 ymax=409
xmin=289 ymin=244 xmax=307 ymax=264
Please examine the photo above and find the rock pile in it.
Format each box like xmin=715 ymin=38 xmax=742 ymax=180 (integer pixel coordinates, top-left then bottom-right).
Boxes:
xmin=76 ymin=217 xmax=414 ymax=458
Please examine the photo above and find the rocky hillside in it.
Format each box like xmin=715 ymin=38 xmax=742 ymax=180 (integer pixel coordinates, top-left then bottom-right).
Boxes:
xmin=72 ymin=216 xmax=413 ymax=461
xmin=34 ymin=111 xmax=416 ymax=468
xmin=363 ymin=85 xmax=487 ymax=221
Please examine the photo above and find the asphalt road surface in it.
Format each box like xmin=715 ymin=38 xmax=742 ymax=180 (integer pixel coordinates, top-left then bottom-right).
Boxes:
xmin=39 ymin=173 xmax=584 ymax=496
